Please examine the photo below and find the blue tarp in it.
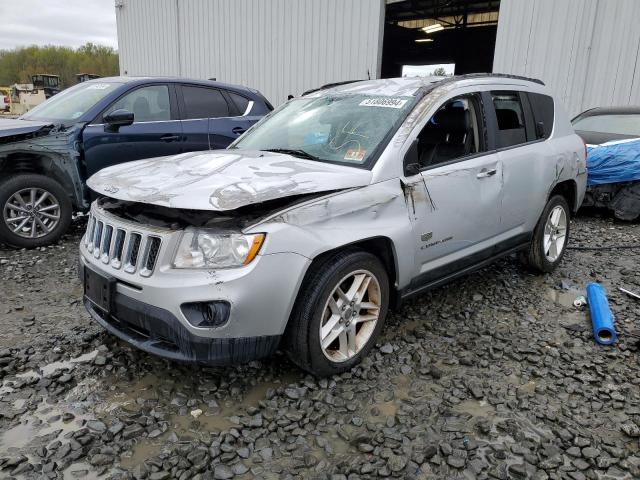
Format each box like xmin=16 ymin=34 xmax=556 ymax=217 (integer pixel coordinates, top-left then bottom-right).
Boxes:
xmin=587 ymin=138 xmax=640 ymax=186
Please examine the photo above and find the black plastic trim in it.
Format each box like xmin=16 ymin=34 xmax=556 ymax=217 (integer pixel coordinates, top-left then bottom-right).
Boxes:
xmin=83 ymin=285 xmax=280 ymax=365
xmin=399 ymin=232 xmax=531 ymax=302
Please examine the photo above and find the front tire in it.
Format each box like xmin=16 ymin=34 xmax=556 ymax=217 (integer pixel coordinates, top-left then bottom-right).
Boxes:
xmin=0 ymin=174 xmax=72 ymax=248
xmin=284 ymin=250 xmax=389 ymax=376
xmin=521 ymin=195 xmax=570 ymax=273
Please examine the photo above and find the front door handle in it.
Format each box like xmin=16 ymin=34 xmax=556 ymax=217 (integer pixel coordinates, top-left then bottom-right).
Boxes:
xmin=232 ymin=127 xmax=247 ymax=135
xmin=160 ymin=134 xmax=180 ymax=142
xmin=477 ymin=168 xmax=497 ymax=179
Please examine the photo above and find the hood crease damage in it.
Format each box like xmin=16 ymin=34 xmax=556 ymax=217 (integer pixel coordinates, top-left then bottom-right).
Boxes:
xmin=87 ymin=150 xmax=372 ymax=211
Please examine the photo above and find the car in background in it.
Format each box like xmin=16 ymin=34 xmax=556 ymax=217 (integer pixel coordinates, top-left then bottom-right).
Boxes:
xmin=572 ymin=107 xmax=640 ymax=220
xmin=0 ymin=77 xmax=272 ymax=248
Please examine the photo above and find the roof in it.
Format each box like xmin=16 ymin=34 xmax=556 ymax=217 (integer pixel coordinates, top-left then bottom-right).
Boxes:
xmin=86 ymin=76 xmax=259 ymax=95
xmin=306 ymin=73 xmax=545 ymax=98
xmin=575 ymin=106 xmax=640 ymax=118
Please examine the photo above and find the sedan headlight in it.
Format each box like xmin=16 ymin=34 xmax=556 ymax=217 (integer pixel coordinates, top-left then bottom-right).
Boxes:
xmin=173 ymin=229 xmax=265 ymax=269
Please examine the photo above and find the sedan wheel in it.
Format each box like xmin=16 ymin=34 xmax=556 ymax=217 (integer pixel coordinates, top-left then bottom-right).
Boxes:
xmin=320 ymin=270 xmax=381 ymax=362
xmin=3 ymin=187 xmax=62 ymax=240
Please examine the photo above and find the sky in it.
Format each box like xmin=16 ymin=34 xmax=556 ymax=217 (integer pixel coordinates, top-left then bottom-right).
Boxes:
xmin=0 ymin=0 xmax=118 ymax=50
xmin=402 ymin=64 xmax=456 ymax=77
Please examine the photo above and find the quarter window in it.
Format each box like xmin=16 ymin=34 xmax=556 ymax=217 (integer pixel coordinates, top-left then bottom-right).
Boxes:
xmin=182 ymin=86 xmax=230 ymax=119
xmin=528 ymin=93 xmax=554 ymax=139
xmin=416 ymin=94 xmax=484 ymax=169
xmin=105 ymin=85 xmax=171 ymax=122
xmin=491 ymin=91 xmax=527 ymax=148
xmin=227 ymin=92 xmax=250 ymax=115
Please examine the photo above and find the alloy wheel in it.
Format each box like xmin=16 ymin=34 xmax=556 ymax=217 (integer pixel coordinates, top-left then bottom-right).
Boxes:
xmin=319 ymin=269 xmax=381 ymax=363
xmin=3 ymin=187 xmax=61 ymax=239
xmin=543 ymin=205 xmax=567 ymax=262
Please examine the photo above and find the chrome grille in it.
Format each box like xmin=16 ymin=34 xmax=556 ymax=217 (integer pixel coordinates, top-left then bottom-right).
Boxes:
xmin=83 ymin=211 xmax=163 ymax=276
xmin=124 ymin=233 xmax=142 ymax=273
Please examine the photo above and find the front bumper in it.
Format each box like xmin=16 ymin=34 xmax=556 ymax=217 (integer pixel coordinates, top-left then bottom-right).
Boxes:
xmin=79 ymin=204 xmax=311 ymax=365
xmin=82 ymin=281 xmax=281 ymax=364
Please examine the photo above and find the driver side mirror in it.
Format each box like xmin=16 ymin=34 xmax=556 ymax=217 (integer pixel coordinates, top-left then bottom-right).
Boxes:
xmin=104 ymin=109 xmax=134 ymax=132
xmin=403 ymin=139 xmax=421 ymax=176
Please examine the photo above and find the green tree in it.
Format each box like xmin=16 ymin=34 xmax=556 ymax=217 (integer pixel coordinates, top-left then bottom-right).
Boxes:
xmin=431 ymin=67 xmax=449 ymax=76
xmin=0 ymin=43 xmax=119 ymax=88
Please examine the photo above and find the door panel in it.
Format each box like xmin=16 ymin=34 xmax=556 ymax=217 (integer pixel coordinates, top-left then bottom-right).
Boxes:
xmin=485 ymin=90 xmax=554 ymax=236
xmin=82 ymin=84 xmax=182 ymax=177
xmin=408 ymin=153 xmax=503 ymax=280
xmin=497 ymin=141 xmax=554 ymax=234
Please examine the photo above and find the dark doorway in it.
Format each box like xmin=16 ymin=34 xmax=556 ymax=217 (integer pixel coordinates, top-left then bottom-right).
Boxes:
xmin=382 ymin=0 xmax=501 ymax=78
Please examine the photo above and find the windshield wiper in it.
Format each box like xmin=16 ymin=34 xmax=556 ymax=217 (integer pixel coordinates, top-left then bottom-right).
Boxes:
xmin=263 ymin=148 xmax=319 ymax=161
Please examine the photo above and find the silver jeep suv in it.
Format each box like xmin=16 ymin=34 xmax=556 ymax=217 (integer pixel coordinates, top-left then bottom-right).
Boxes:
xmin=79 ymin=75 xmax=587 ymax=376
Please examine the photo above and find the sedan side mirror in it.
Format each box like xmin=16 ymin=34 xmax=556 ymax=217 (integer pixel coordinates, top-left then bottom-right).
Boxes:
xmin=403 ymin=139 xmax=421 ymax=176
xmin=104 ymin=109 xmax=134 ymax=131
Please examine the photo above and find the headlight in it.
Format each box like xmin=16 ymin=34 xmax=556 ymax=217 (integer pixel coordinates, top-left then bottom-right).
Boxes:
xmin=173 ymin=230 xmax=265 ymax=269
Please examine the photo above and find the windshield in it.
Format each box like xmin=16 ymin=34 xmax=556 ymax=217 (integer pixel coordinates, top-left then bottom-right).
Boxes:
xmin=573 ymin=114 xmax=640 ymax=136
xmin=232 ymin=94 xmax=415 ymax=166
xmin=22 ymin=81 xmax=122 ymax=123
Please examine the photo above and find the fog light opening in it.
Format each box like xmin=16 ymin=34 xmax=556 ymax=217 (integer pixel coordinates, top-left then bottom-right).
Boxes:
xmin=181 ymin=301 xmax=231 ymax=328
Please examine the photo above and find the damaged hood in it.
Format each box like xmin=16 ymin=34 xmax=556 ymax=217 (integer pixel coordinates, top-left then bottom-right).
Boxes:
xmin=87 ymin=150 xmax=373 ymax=211
xmin=0 ymin=118 xmax=54 ymax=138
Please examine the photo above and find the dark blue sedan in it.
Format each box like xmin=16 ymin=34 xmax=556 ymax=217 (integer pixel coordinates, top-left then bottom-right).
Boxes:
xmin=0 ymin=77 xmax=272 ymax=247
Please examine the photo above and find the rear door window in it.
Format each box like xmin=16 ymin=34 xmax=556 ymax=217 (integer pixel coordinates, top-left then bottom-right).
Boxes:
xmin=181 ymin=86 xmax=230 ymax=119
xmin=491 ymin=91 xmax=527 ymax=148
xmin=528 ymin=93 xmax=555 ymax=139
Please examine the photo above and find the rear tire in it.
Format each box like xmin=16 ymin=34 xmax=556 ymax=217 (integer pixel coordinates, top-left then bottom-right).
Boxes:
xmin=0 ymin=174 xmax=72 ymax=248
xmin=284 ymin=250 xmax=389 ymax=376
xmin=521 ymin=195 xmax=570 ymax=273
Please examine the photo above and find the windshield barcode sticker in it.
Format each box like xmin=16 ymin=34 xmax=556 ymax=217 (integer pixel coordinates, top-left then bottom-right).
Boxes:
xmin=359 ymin=98 xmax=408 ymax=108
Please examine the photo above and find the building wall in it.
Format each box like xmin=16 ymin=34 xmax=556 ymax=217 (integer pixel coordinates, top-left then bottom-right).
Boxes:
xmin=493 ymin=0 xmax=640 ymax=117
xmin=116 ymin=0 xmax=385 ymax=105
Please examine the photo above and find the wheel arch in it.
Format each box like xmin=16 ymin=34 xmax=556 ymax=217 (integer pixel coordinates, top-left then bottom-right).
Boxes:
xmin=549 ymin=179 xmax=578 ymax=214
xmin=0 ymin=153 xmax=84 ymax=209
xmin=285 ymin=235 xmax=400 ymax=331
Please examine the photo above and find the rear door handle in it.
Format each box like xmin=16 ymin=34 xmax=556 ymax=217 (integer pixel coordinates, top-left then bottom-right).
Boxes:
xmin=160 ymin=134 xmax=180 ymax=142
xmin=477 ymin=168 xmax=497 ymax=178
xmin=232 ymin=127 xmax=247 ymax=135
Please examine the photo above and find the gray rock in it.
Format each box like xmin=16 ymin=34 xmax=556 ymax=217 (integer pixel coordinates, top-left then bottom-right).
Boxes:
xmin=213 ymin=464 xmax=234 ymax=479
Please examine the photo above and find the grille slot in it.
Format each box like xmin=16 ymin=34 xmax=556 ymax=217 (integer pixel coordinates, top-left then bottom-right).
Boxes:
xmin=100 ymin=225 xmax=113 ymax=263
xmin=93 ymin=221 xmax=104 ymax=258
xmin=140 ymin=236 xmax=161 ymax=277
xmin=124 ymin=233 xmax=142 ymax=273
xmin=86 ymin=216 xmax=96 ymax=251
xmin=111 ymin=229 xmax=126 ymax=268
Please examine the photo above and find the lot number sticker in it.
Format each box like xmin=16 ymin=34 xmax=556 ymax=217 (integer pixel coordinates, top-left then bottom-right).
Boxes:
xmin=359 ymin=98 xmax=408 ymax=108
xmin=344 ymin=148 xmax=366 ymax=162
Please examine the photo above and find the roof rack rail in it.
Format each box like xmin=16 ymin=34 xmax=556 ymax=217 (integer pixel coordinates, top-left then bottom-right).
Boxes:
xmin=301 ymin=80 xmax=364 ymax=97
xmin=453 ymin=72 xmax=545 ymax=85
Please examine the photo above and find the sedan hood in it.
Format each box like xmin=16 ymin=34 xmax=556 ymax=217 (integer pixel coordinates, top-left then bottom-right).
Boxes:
xmin=87 ymin=150 xmax=373 ymax=211
xmin=0 ymin=118 xmax=54 ymax=137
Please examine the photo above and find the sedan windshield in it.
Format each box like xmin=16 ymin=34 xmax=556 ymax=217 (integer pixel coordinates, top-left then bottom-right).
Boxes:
xmin=22 ymin=81 xmax=122 ymax=123
xmin=232 ymin=94 xmax=415 ymax=166
xmin=573 ymin=114 xmax=640 ymax=136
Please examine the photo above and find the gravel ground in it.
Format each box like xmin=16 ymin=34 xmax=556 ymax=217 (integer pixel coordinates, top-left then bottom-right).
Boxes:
xmin=0 ymin=215 xmax=639 ymax=480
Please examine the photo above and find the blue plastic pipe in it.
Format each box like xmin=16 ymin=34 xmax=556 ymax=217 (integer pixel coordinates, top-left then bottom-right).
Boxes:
xmin=586 ymin=283 xmax=617 ymax=345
